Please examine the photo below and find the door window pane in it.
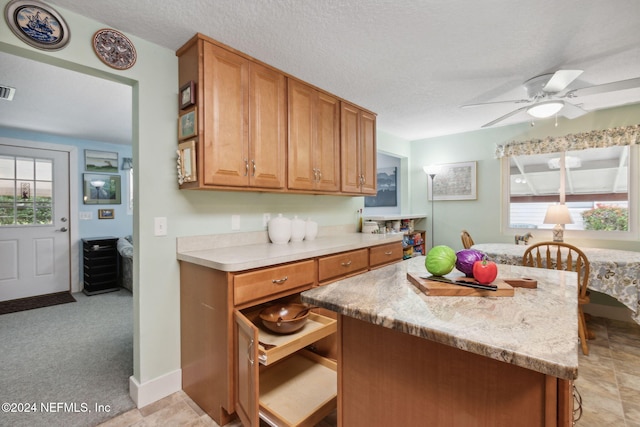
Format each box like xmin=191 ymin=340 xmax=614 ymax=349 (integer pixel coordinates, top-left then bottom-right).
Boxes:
xmin=0 ymin=156 xmax=53 ymax=226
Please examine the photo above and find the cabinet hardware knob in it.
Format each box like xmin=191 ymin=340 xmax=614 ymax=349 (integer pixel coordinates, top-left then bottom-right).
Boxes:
xmin=272 ymin=276 xmax=288 ymax=284
xmin=341 ymin=260 xmax=352 ymax=267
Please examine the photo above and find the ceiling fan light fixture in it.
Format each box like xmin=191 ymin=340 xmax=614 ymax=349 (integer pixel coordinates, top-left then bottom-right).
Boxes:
xmin=527 ymin=100 xmax=564 ymax=118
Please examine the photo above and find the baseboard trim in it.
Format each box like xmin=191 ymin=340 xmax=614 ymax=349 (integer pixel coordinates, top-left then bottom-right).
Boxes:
xmin=129 ymin=369 xmax=182 ymax=408
xmin=583 ymin=303 xmax=634 ymax=323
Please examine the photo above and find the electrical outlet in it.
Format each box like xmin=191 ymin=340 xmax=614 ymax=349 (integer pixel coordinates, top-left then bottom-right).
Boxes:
xmin=231 ymin=215 xmax=240 ymax=231
xmin=263 ymin=213 xmax=271 ymax=227
xmin=154 ymin=217 xmax=167 ymax=236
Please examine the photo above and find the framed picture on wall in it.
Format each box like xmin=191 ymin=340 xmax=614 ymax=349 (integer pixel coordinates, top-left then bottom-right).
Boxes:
xmin=83 ymin=174 xmax=121 ymax=204
xmin=178 ymin=106 xmax=197 ymax=140
xmin=427 ymin=161 xmax=477 ymax=201
xmin=179 ymin=80 xmax=196 ymax=110
xmin=365 ymin=167 xmax=397 ymax=207
xmin=98 ymin=209 xmax=115 ymax=219
xmin=85 ymin=150 xmax=119 ymax=173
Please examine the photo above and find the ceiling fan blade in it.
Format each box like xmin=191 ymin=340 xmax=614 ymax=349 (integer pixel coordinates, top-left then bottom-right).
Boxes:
xmin=481 ymin=106 xmax=529 ymax=127
xmin=560 ymin=102 xmax=589 ymax=119
xmin=542 ymin=70 xmax=583 ymax=93
xmin=564 ymin=77 xmax=640 ymax=98
xmin=461 ymin=99 xmax=530 ymax=108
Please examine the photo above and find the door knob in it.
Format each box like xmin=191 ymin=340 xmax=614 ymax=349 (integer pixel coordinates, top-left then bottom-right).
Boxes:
xmin=58 ymin=227 xmax=68 ymax=232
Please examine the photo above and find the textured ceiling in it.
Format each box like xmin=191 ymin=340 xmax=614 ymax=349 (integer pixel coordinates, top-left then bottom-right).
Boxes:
xmin=2 ymin=0 xmax=640 ymax=145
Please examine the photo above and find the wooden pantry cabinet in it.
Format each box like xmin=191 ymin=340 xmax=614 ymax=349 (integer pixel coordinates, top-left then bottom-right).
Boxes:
xmin=287 ymin=79 xmax=341 ymax=192
xmin=340 ymin=102 xmax=377 ymax=195
xmin=176 ymin=33 xmax=377 ymax=195
xmin=177 ymin=35 xmax=286 ymax=190
xmin=179 ymin=241 xmax=402 ymax=426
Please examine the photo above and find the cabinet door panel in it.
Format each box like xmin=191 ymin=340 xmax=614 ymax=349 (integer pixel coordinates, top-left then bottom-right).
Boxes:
xmin=202 ymin=43 xmax=250 ymax=187
xmin=340 ymin=102 xmax=361 ymax=193
xmin=249 ymin=63 xmax=286 ymax=189
xmin=287 ymin=80 xmax=315 ymax=190
xmin=235 ymin=310 xmax=259 ymax=427
xmin=315 ymin=92 xmax=340 ymax=192
xmin=360 ymin=111 xmax=377 ymax=195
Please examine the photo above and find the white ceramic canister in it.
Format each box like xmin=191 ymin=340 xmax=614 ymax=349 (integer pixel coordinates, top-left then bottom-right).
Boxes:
xmin=290 ymin=215 xmax=306 ymax=242
xmin=268 ymin=214 xmax=292 ymax=244
xmin=305 ymin=218 xmax=318 ymax=241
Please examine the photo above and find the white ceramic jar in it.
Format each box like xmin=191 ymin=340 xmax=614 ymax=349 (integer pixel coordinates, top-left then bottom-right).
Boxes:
xmin=290 ymin=215 xmax=306 ymax=242
xmin=268 ymin=214 xmax=291 ymax=244
xmin=305 ymin=218 xmax=318 ymax=241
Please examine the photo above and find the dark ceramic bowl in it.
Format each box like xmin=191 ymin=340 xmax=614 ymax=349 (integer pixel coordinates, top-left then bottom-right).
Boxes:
xmin=259 ymin=303 xmax=311 ymax=334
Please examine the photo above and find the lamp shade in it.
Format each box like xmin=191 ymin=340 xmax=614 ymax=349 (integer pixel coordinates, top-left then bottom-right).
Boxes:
xmin=527 ymin=100 xmax=564 ymax=118
xmin=543 ymin=204 xmax=573 ymax=225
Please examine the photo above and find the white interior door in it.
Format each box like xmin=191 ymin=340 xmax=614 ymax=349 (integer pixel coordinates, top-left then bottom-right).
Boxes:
xmin=0 ymin=144 xmax=70 ymax=301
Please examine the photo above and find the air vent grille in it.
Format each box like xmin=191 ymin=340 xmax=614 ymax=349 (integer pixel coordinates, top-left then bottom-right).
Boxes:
xmin=0 ymin=85 xmax=16 ymax=101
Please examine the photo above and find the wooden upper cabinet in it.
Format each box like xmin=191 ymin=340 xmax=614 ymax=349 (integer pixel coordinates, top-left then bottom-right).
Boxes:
xmin=200 ymin=40 xmax=285 ymax=189
xmin=201 ymin=42 xmax=250 ymax=187
xmin=287 ymin=79 xmax=340 ymax=192
xmin=249 ymin=62 xmax=286 ymax=189
xmin=341 ymin=102 xmax=377 ymax=195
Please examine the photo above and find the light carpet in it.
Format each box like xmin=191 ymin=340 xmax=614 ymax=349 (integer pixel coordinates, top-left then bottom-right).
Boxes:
xmin=0 ymin=289 xmax=134 ymax=427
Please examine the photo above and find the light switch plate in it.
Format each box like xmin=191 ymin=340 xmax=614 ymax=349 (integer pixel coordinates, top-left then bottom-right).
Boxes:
xmin=154 ymin=217 xmax=167 ymax=236
xmin=231 ymin=215 xmax=240 ymax=230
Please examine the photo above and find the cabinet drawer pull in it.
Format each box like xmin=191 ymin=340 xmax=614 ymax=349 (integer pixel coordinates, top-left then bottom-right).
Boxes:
xmin=251 ymin=159 xmax=256 ymax=176
xmin=272 ymin=276 xmax=288 ymax=284
xmin=248 ymin=339 xmax=254 ymax=366
xmin=341 ymin=260 xmax=352 ymax=267
xmin=384 ymin=251 xmax=393 ymax=256
xmin=244 ymin=159 xmax=249 ymax=176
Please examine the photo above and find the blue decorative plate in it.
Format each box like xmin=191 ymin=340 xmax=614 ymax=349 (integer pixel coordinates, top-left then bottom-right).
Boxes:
xmin=4 ymin=0 xmax=70 ymax=50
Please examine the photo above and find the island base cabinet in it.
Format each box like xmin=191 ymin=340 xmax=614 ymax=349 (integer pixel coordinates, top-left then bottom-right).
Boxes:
xmin=338 ymin=315 xmax=573 ymax=427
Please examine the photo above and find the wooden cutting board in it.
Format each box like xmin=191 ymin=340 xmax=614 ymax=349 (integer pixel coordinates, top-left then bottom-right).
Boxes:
xmin=407 ymin=272 xmax=514 ymax=297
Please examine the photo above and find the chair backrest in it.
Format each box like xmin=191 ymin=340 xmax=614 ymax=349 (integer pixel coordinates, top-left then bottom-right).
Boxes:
xmin=460 ymin=230 xmax=475 ymax=249
xmin=522 ymin=242 xmax=590 ymax=298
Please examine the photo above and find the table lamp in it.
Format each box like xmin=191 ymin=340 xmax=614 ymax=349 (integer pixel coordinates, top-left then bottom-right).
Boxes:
xmin=543 ymin=204 xmax=573 ymax=242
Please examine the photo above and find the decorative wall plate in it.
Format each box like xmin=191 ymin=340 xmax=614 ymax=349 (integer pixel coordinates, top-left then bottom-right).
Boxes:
xmin=92 ymin=28 xmax=137 ymax=70
xmin=4 ymin=0 xmax=70 ymax=51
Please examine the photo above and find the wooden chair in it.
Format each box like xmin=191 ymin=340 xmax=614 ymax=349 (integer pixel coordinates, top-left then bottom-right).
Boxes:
xmin=522 ymin=242 xmax=591 ymax=355
xmin=460 ymin=230 xmax=475 ymax=249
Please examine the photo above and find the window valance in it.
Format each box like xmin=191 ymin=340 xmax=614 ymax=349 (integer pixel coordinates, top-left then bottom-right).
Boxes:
xmin=495 ymin=124 xmax=640 ymax=158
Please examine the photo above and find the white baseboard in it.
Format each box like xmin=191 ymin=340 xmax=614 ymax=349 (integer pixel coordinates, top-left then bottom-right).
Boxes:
xmin=129 ymin=369 xmax=182 ymax=408
xmin=583 ymin=303 xmax=634 ymax=323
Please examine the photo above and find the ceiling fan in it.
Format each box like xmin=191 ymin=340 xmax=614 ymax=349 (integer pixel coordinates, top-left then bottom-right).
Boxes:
xmin=462 ymin=70 xmax=640 ymax=128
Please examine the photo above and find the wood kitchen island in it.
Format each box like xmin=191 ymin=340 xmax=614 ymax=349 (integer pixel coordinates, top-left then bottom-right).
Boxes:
xmin=301 ymin=256 xmax=579 ymax=427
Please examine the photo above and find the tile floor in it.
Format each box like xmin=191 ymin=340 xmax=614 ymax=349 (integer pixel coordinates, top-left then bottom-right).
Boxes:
xmin=99 ymin=316 xmax=640 ymax=427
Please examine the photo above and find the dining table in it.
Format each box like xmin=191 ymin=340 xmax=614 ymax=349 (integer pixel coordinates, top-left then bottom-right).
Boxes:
xmin=472 ymin=243 xmax=640 ymax=325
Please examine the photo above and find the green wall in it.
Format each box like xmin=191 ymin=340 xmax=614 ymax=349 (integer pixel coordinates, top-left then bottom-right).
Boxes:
xmin=0 ymin=0 xmax=364 ymax=399
xmin=409 ymin=103 xmax=640 ymax=253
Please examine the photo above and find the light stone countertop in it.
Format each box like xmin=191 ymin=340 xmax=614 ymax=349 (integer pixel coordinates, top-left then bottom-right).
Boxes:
xmin=176 ymin=232 xmax=404 ymax=272
xmin=301 ymin=256 xmax=579 ymax=380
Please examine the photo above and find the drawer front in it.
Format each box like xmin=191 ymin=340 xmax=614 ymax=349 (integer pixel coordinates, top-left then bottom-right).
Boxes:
xmin=234 ymin=260 xmax=316 ymax=306
xmin=370 ymin=242 xmax=403 ymax=267
xmin=318 ymin=249 xmax=369 ymax=283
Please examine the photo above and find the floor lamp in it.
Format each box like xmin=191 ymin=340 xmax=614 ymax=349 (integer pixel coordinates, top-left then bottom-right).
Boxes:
xmin=423 ymin=166 xmax=439 ymax=250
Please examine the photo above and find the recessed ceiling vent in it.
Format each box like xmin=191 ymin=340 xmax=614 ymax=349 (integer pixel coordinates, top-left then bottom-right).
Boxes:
xmin=0 ymin=85 xmax=16 ymax=101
